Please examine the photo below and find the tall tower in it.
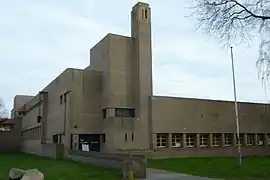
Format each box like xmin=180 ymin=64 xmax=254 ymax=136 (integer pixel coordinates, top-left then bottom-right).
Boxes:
xmin=131 ymin=2 xmax=153 ymax=149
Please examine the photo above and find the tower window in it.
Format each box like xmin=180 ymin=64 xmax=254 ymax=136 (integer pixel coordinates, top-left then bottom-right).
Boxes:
xmin=144 ymin=9 xmax=148 ymax=19
xmin=125 ymin=133 xmax=127 ymax=142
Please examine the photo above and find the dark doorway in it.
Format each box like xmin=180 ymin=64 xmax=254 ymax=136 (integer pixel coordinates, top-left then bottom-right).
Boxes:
xmin=78 ymin=134 xmax=101 ymax=152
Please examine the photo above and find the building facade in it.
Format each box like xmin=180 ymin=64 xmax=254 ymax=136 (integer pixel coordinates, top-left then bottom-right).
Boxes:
xmin=12 ymin=2 xmax=270 ymax=157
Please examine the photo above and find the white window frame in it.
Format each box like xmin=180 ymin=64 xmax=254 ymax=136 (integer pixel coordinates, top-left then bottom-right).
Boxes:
xmin=257 ymin=134 xmax=264 ymax=146
xmin=199 ymin=134 xmax=208 ymax=147
xmin=267 ymin=134 xmax=270 ymax=145
xmin=156 ymin=134 xmax=167 ymax=148
xmin=236 ymin=134 xmax=244 ymax=146
xmin=172 ymin=134 xmax=182 ymax=148
xmin=224 ymin=134 xmax=232 ymax=147
xmin=247 ymin=134 xmax=254 ymax=146
xmin=212 ymin=134 xmax=221 ymax=147
xmin=186 ymin=134 xmax=195 ymax=148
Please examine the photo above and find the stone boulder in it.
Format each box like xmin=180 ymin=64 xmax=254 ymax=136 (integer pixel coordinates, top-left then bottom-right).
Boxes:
xmin=8 ymin=168 xmax=44 ymax=180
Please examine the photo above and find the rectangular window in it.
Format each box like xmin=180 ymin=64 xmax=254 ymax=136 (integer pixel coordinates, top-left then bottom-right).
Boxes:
xmin=115 ymin=108 xmax=135 ymax=117
xmin=200 ymin=134 xmax=209 ymax=147
xmin=186 ymin=134 xmax=195 ymax=148
xmin=156 ymin=134 xmax=167 ymax=148
xmin=236 ymin=134 xmax=244 ymax=146
xmin=53 ymin=134 xmax=58 ymax=144
xmin=102 ymin=109 xmax=106 ymax=119
xmin=247 ymin=134 xmax=255 ymax=146
xmin=125 ymin=133 xmax=127 ymax=142
xmin=267 ymin=134 xmax=270 ymax=145
xmin=60 ymin=95 xmax=63 ymax=104
xmin=172 ymin=134 xmax=182 ymax=148
xmin=224 ymin=133 xmax=233 ymax=146
xmin=257 ymin=134 xmax=265 ymax=146
xmin=132 ymin=133 xmax=134 ymax=142
xmin=212 ymin=134 xmax=221 ymax=147
xmin=144 ymin=9 xmax=148 ymax=19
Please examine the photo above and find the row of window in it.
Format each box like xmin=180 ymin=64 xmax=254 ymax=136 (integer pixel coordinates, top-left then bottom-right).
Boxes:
xmin=22 ymin=126 xmax=41 ymax=140
xmin=156 ymin=133 xmax=270 ymax=148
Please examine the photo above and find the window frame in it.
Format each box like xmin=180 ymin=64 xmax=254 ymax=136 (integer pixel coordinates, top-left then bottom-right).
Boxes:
xmin=115 ymin=108 xmax=135 ymax=118
xmin=186 ymin=134 xmax=195 ymax=148
xmin=212 ymin=133 xmax=221 ymax=147
xmin=267 ymin=134 xmax=270 ymax=145
xmin=199 ymin=134 xmax=209 ymax=147
xmin=156 ymin=134 xmax=167 ymax=148
xmin=246 ymin=134 xmax=255 ymax=146
xmin=236 ymin=134 xmax=244 ymax=146
xmin=171 ymin=133 xmax=182 ymax=148
xmin=224 ymin=133 xmax=233 ymax=147
xmin=257 ymin=134 xmax=265 ymax=146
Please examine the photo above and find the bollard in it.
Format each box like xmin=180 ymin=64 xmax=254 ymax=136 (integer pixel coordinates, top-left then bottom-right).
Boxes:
xmin=127 ymin=170 xmax=134 ymax=180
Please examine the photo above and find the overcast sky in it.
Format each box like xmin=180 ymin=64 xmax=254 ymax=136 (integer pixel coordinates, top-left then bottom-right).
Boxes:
xmin=0 ymin=0 xmax=269 ymax=112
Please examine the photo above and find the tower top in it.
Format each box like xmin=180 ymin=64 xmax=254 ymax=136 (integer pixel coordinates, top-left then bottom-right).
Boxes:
xmin=132 ymin=2 xmax=150 ymax=10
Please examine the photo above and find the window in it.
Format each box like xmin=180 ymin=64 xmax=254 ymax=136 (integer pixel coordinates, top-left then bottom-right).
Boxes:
xmin=53 ymin=134 xmax=59 ymax=144
xmin=257 ymin=134 xmax=265 ymax=146
xmin=132 ymin=133 xmax=134 ymax=142
xmin=156 ymin=134 xmax=167 ymax=148
xmin=37 ymin=115 xmax=42 ymax=123
xmin=60 ymin=95 xmax=63 ymax=104
xmin=144 ymin=9 xmax=148 ymax=19
xmin=236 ymin=134 xmax=244 ymax=146
xmin=247 ymin=134 xmax=255 ymax=146
xmin=212 ymin=134 xmax=221 ymax=147
xmin=224 ymin=134 xmax=233 ymax=146
xmin=102 ymin=109 xmax=106 ymax=119
xmin=267 ymin=134 xmax=270 ymax=145
xmin=172 ymin=134 xmax=182 ymax=148
xmin=125 ymin=133 xmax=127 ymax=142
xmin=200 ymin=134 xmax=209 ymax=147
xmin=115 ymin=108 xmax=135 ymax=117
xmin=186 ymin=134 xmax=195 ymax=148
xmin=18 ymin=111 xmax=25 ymax=117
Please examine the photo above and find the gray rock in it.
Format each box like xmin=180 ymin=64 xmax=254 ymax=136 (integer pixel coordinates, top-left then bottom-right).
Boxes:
xmin=9 ymin=168 xmax=26 ymax=179
xmin=21 ymin=169 xmax=44 ymax=180
xmin=8 ymin=168 xmax=44 ymax=180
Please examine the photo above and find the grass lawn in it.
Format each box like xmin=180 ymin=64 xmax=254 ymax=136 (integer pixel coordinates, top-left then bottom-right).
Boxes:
xmin=0 ymin=153 xmax=121 ymax=180
xmin=148 ymin=156 xmax=270 ymax=179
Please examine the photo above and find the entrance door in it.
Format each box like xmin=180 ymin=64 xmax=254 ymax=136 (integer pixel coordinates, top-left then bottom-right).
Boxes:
xmin=78 ymin=134 xmax=101 ymax=152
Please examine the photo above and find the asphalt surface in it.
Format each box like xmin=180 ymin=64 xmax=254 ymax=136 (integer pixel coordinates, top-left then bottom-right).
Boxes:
xmin=138 ymin=168 xmax=217 ymax=180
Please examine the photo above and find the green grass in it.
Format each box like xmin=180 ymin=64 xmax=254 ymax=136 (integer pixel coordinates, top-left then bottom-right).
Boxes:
xmin=148 ymin=156 xmax=270 ymax=179
xmin=0 ymin=153 xmax=121 ymax=180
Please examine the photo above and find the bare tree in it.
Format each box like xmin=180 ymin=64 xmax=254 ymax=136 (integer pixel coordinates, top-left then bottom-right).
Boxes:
xmin=191 ymin=0 xmax=270 ymax=81
xmin=0 ymin=98 xmax=8 ymax=118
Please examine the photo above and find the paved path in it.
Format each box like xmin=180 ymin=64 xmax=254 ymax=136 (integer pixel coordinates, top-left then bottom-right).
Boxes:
xmin=139 ymin=168 xmax=217 ymax=180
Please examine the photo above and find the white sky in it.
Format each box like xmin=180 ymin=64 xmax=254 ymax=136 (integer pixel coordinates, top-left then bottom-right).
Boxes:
xmin=0 ymin=0 xmax=269 ymax=112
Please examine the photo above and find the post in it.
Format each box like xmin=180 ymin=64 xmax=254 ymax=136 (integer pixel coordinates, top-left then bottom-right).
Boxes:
xmin=230 ymin=47 xmax=242 ymax=167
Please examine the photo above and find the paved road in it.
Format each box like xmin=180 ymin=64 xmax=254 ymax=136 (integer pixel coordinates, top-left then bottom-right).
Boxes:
xmin=139 ymin=168 xmax=217 ymax=180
